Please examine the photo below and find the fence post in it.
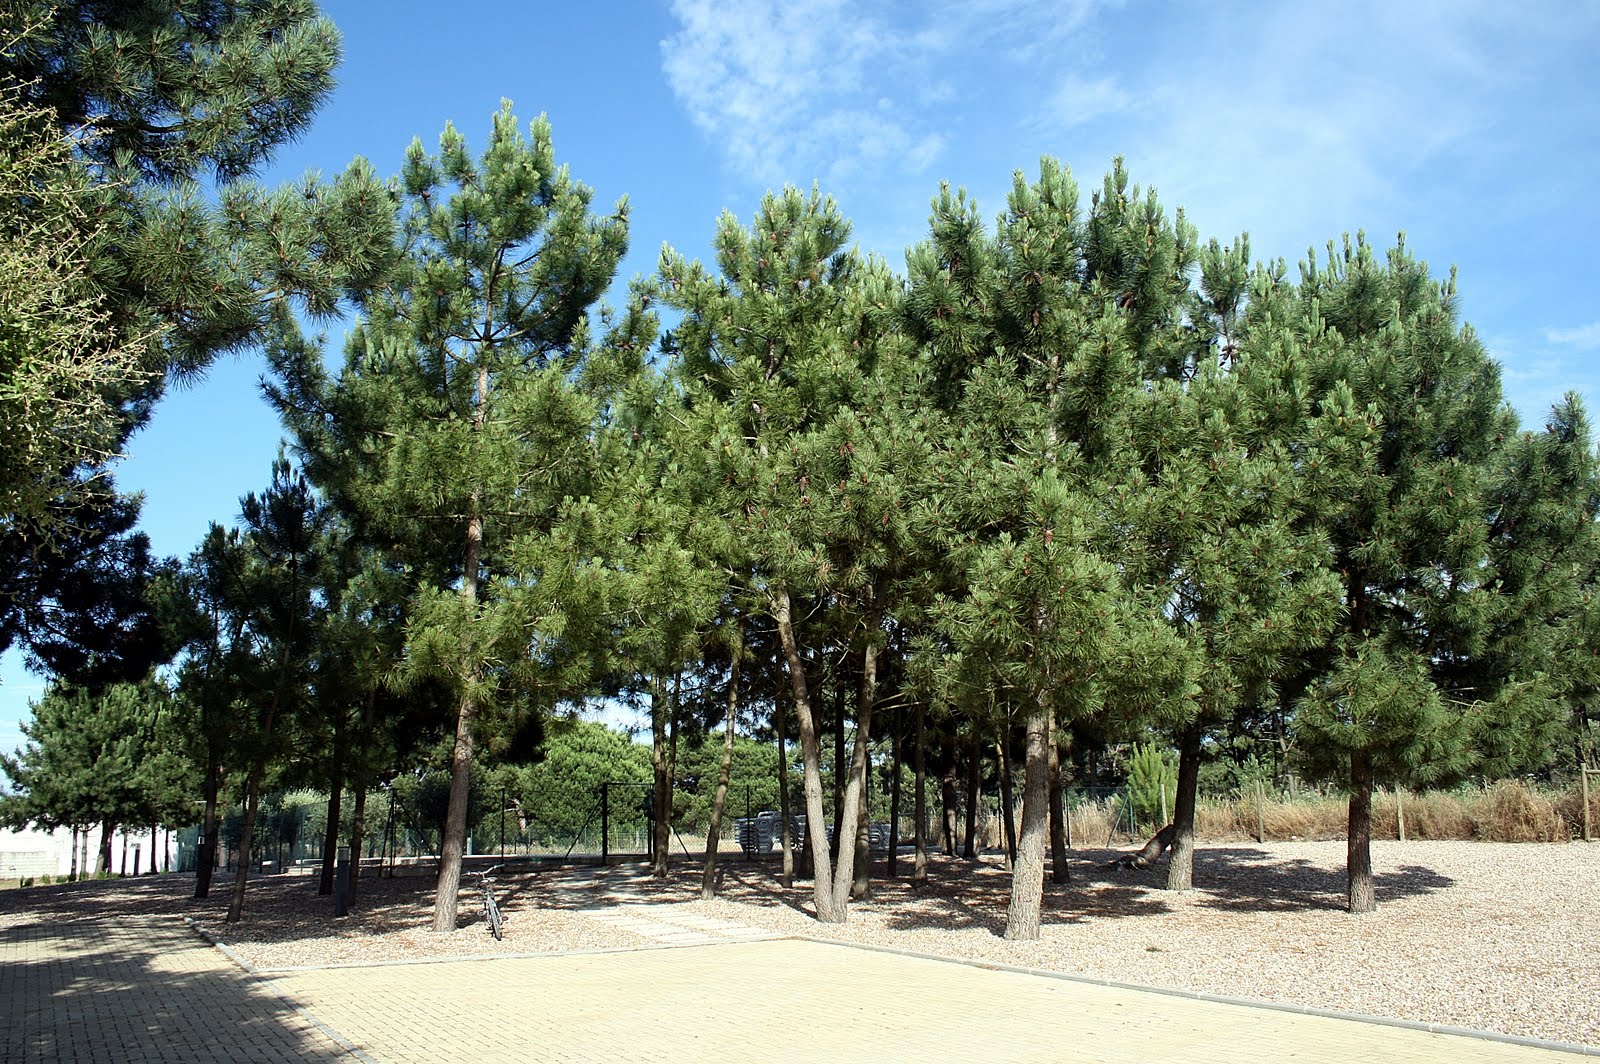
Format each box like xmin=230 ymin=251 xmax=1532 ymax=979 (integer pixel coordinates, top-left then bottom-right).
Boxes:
xmin=1254 ymin=780 xmax=1266 ymax=844
xmin=1583 ymin=766 xmax=1592 ymax=843
xmin=334 ymin=845 xmax=349 ymax=918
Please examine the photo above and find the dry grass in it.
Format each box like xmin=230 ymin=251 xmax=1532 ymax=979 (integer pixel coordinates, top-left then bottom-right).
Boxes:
xmin=1055 ymin=779 xmax=1598 ymax=845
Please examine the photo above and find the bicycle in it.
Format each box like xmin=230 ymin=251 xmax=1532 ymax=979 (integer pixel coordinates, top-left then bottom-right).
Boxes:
xmin=473 ymin=863 xmax=505 ymax=940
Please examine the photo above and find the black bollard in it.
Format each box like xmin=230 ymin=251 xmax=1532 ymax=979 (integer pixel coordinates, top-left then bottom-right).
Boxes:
xmin=334 ymin=845 xmax=350 ymax=917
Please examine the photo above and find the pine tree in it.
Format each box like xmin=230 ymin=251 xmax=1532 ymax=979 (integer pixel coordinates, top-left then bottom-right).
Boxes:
xmin=1267 ymin=234 xmax=1516 ymax=913
xmin=659 ymin=186 xmax=917 ymax=923
xmin=269 ymin=104 xmax=650 ymax=932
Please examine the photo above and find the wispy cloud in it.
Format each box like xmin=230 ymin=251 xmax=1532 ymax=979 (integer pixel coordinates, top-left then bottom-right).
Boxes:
xmin=1543 ymin=322 xmax=1600 ymax=351
xmin=660 ymin=0 xmax=1112 ymax=188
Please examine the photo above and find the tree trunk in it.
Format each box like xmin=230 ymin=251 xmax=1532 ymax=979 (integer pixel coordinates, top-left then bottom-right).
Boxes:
xmin=774 ymin=587 xmax=840 ymax=922
xmin=839 ymin=632 xmax=880 ymax=910
xmin=318 ymin=761 xmax=343 ymax=896
xmin=1348 ymin=751 xmax=1376 ymax=913
xmin=912 ymin=700 xmax=928 ymax=886
xmin=431 ymin=363 xmax=489 ymax=934
xmin=431 ymin=681 xmax=478 ymax=932
xmin=1166 ymin=721 xmax=1203 ymax=891
xmin=195 ymin=756 xmax=220 ymax=898
xmin=1047 ymin=721 xmax=1069 ymax=885
xmin=776 ymin=678 xmax=794 ymax=889
xmin=68 ymin=826 xmax=79 ymax=882
xmin=831 ymin=677 xmax=846 ymax=863
xmin=998 ymin=735 xmax=1018 ymax=869
xmin=963 ymin=732 xmax=979 ymax=859
xmin=227 ymin=771 xmax=263 ymax=923
xmin=941 ymin=768 xmax=959 ymax=856
xmin=150 ymin=822 xmax=158 ymax=875
xmin=97 ymin=817 xmax=113 ymax=874
xmin=888 ymin=706 xmax=902 ymax=879
xmin=348 ymin=784 xmax=368 ymax=901
xmin=651 ymin=674 xmax=672 ymax=878
xmin=1004 ymin=700 xmax=1054 ymax=940
xmin=702 ymin=634 xmax=740 ymax=901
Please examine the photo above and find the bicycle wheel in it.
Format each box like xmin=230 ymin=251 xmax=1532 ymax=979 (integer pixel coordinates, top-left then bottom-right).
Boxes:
xmin=485 ymin=890 xmax=503 ymax=940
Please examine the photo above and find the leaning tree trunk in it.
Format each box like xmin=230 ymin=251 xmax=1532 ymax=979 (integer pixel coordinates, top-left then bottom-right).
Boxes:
xmin=702 ymin=640 xmax=740 ymax=901
xmin=1348 ymin=750 xmax=1376 ymax=913
xmin=774 ymin=588 xmax=840 ymax=922
xmin=1003 ymin=699 xmax=1055 ymax=940
xmin=1166 ymin=721 xmax=1203 ymax=891
xmin=432 ymin=681 xmax=479 ymax=932
xmin=1047 ymin=720 xmax=1069 ymax=885
xmin=347 ymin=784 xmax=368 ymax=901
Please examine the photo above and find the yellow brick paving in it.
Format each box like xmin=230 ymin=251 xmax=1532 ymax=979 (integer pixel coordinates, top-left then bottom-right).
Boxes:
xmin=266 ymin=937 xmax=1593 ymax=1064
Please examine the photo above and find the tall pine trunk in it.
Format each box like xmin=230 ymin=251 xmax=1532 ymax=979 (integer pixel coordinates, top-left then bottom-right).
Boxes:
xmin=227 ymin=771 xmax=263 ymax=923
xmin=432 ymin=363 xmax=489 ymax=934
xmin=941 ymin=768 xmax=959 ymax=856
xmin=318 ymin=755 xmax=344 ymax=896
xmin=998 ymin=734 xmax=1018 ymax=868
xmin=774 ymin=588 xmax=840 ymax=922
xmin=912 ymin=700 xmax=928 ymax=885
xmin=348 ymin=784 xmax=368 ymax=901
xmin=195 ymin=755 xmax=220 ymax=897
xmin=651 ymin=674 xmax=672 ymax=878
xmin=887 ymin=706 xmax=902 ymax=879
xmin=1047 ymin=722 xmax=1069 ymax=885
xmin=1348 ymin=751 xmax=1376 ymax=913
xmin=776 ymin=678 xmax=794 ymax=889
xmin=835 ymin=634 xmax=879 ymax=912
xmin=69 ymin=826 xmax=80 ymax=882
xmin=1003 ymin=700 xmax=1054 ymax=940
xmin=1166 ymin=721 xmax=1203 ymax=891
xmin=702 ymin=637 xmax=740 ymax=900
xmin=963 ymin=730 xmax=980 ymax=859
xmin=831 ymin=679 xmax=846 ymax=862
xmin=97 ymin=817 xmax=113 ymax=874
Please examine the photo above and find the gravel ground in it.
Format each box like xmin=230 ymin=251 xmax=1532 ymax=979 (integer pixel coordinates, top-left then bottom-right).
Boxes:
xmin=3 ymin=840 xmax=1596 ymax=1048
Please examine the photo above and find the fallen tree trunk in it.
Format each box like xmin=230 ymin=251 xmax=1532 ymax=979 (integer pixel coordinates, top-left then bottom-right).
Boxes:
xmin=1105 ymin=823 xmax=1175 ymax=870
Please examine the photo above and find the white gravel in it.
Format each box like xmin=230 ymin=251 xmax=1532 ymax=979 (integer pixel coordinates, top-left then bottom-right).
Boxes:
xmin=4 ymin=840 xmax=1595 ymax=1048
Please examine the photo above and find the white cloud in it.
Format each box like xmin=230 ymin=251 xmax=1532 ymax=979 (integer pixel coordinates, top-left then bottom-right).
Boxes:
xmin=660 ymin=0 xmax=1114 ymax=188
xmin=1041 ymin=76 xmax=1132 ymax=130
xmin=1543 ymin=322 xmax=1600 ymax=350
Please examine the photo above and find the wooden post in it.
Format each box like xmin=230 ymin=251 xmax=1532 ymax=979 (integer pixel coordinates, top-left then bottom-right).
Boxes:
xmin=1396 ymin=785 xmax=1407 ymax=843
xmin=1583 ymin=767 xmax=1592 ymax=843
xmin=1254 ymin=780 xmax=1266 ymax=844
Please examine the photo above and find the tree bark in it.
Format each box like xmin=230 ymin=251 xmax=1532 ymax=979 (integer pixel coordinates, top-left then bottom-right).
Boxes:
xmin=1004 ymin=700 xmax=1054 ymax=940
xmin=912 ymin=700 xmax=928 ymax=886
xmin=348 ymin=784 xmax=368 ymax=901
xmin=831 ymin=676 xmax=846 ymax=862
xmin=69 ymin=826 xmax=80 ymax=882
xmin=838 ymin=632 xmax=880 ymax=910
xmin=195 ymin=755 xmax=220 ymax=898
xmin=97 ymin=817 xmax=113 ymax=874
xmin=318 ymin=759 xmax=343 ymax=896
xmin=962 ymin=731 xmax=979 ymax=859
xmin=941 ymin=768 xmax=959 ymax=856
xmin=702 ymin=633 xmax=740 ymax=901
xmin=1347 ymin=750 xmax=1376 ymax=913
xmin=775 ymin=677 xmax=794 ymax=889
xmin=227 ymin=770 xmax=262 ymax=923
xmin=1047 ymin=720 xmax=1069 ymax=885
xmin=774 ymin=587 xmax=840 ymax=921
xmin=888 ymin=706 xmax=902 ymax=879
xmin=998 ymin=735 xmax=1018 ymax=869
xmin=651 ymin=673 xmax=672 ymax=878
xmin=1166 ymin=721 xmax=1203 ymax=891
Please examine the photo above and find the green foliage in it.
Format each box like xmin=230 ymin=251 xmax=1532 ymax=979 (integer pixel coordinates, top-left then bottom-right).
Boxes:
xmin=1125 ymin=742 xmax=1177 ymax=825
xmin=510 ymin=719 xmax=648 ymax=838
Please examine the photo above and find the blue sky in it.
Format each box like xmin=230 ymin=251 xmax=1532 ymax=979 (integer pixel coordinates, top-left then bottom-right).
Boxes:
xmin=4 ymin=0 xmax=1598 ymax=753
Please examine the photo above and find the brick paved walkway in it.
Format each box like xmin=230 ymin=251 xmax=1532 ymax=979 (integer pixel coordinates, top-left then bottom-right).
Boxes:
xmin=0 ymin=916 xmax=357 ymax=1062
xmin=5 ymin=915 xmax=1595 ymax=1063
